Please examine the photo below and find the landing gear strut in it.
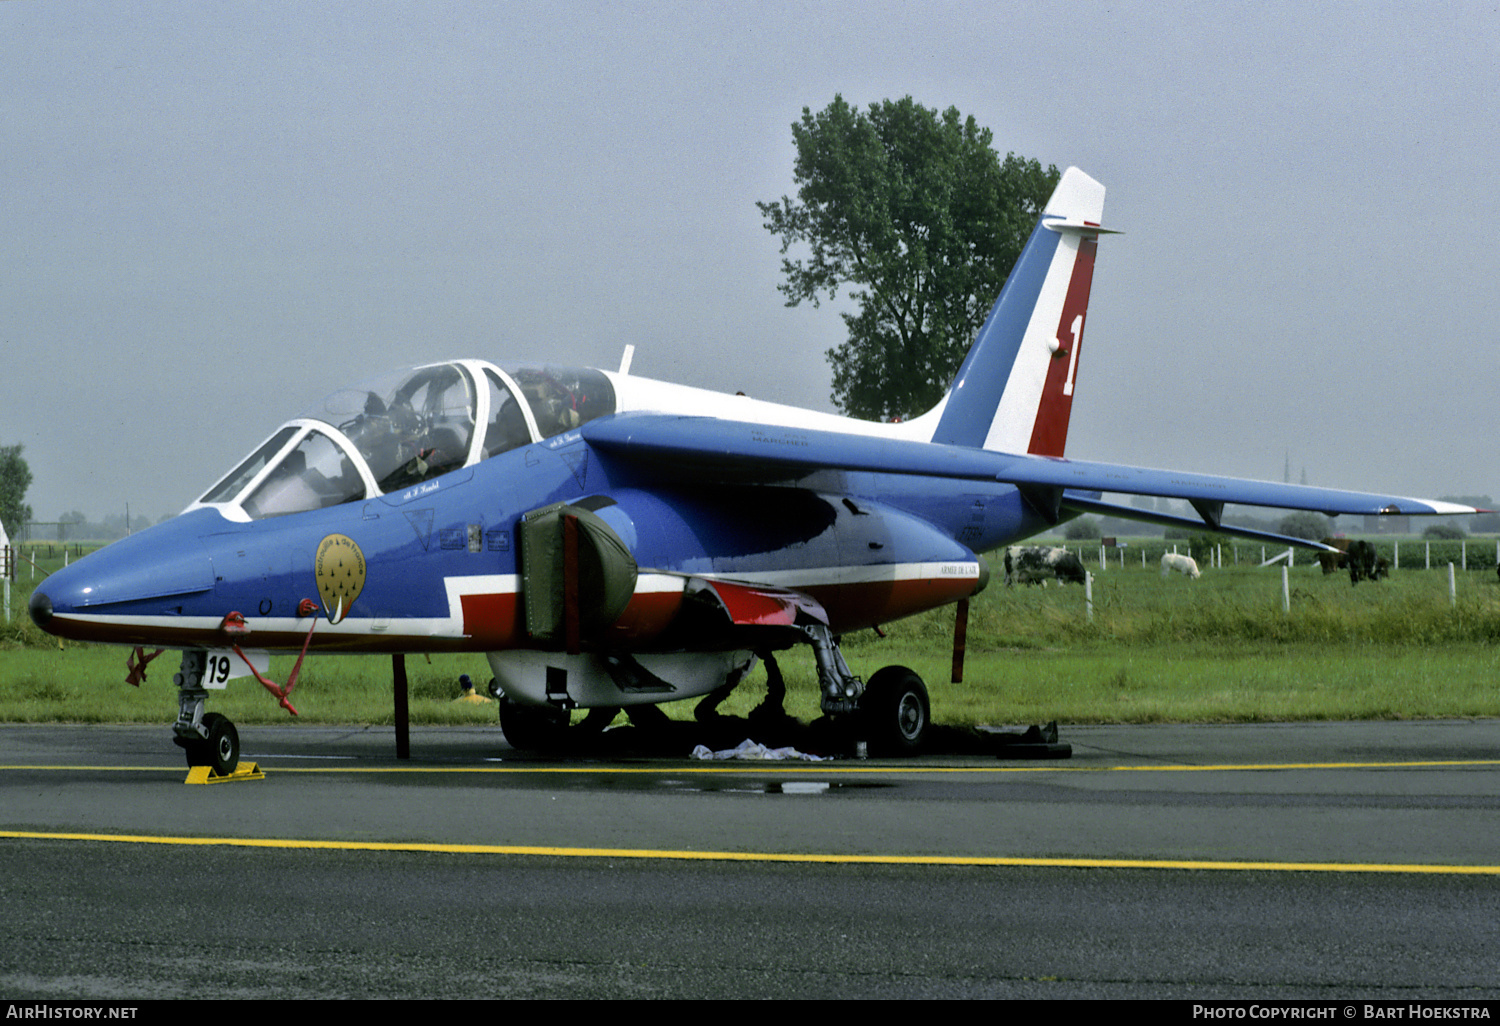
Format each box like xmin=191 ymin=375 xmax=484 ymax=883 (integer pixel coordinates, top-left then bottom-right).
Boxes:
xmin=171 ymin=651 xmax=241 ymax=774
xmin=801 ymin=625 xmax=932 ymax=756
xmin=803 ymin=624 xmax=864 ymax=714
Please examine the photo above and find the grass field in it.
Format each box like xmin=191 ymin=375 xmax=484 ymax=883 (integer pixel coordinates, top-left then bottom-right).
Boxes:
xmin=3 ymin=538 xmax=1498 ymax=728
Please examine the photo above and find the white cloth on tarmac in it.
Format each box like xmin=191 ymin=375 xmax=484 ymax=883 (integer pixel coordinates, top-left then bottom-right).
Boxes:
xmin=690 ymin=738 xmax=829 ymax=762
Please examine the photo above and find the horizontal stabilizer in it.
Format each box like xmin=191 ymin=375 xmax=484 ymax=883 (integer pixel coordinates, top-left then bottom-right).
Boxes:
xmin=1044 ymin=219 xmax=1123 ymax=237
xmin=1061 ymin=493 xmax=1337 ymax=551
xmin=997 ymin=452 xmax=1481 ymax=518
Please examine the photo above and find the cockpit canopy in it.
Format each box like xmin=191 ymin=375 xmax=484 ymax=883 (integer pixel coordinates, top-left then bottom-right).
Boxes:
xmin=193 ymin=360 xmax=615 ymax=520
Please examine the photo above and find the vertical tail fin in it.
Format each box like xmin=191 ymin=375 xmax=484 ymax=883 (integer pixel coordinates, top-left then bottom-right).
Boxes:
xmin=926 ymin=167 xmax=1111 ymax=455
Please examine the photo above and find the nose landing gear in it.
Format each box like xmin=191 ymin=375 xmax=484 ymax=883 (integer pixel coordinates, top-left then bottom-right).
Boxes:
xmin=172 ymin=651 xmax=258 ymax=782
xmin=177 ymin=712 xmax=240 ymax=775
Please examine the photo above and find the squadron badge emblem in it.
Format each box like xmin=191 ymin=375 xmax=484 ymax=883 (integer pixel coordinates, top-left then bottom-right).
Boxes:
xmin=315 ymin=534 xmax=366 ymax=624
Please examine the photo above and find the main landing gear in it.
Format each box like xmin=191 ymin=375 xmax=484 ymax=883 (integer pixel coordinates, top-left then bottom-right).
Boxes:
xmin=803 ymin=625 xmax=931 ymax=756
xmin=489 ymin=678 xmax=620 ymax=752
xmin=490 ymin=630 xmax=933 ymax=758
xmin=859 ymin=665 xmax=931 ymax=756
xmin=171 ymin=651 xmax=242 ymax=776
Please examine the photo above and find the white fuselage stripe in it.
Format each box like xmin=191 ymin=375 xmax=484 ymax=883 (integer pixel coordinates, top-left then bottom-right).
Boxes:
xmin=54 ymin=562 xmax=980 ymax=642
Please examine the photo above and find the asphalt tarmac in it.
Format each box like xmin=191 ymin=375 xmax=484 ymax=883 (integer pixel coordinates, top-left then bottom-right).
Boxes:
xmin=3 ymin=719 xmax=1499 ymax=999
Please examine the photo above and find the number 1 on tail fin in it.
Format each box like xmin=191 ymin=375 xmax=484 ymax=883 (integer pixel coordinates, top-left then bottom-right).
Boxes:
xmin=924 ymin=167 xmax=1116 ymax=457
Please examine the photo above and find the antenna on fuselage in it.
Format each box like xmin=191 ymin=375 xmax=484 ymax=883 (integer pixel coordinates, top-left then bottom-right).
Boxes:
xmin=618 ymin=345 xmax=635 ymax=375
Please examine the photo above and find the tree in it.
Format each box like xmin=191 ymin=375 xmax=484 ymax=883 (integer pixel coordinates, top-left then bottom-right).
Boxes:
xmin=759 ymin=96 xmax=1059 ymax=421
xmin=57 ymin=511 xmax=88 ymax=542
xmin=0 ymin=444 xmax=32 ymax=538
xmin=1278 ymin=511 xmax=1332 ymax=541
xmin=1064 ymin=516 xmax=1102 ymax=540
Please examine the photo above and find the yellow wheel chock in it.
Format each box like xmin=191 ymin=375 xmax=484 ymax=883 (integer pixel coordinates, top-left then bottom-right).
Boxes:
xmin=185 ymin=761 xmax=265 ymax=785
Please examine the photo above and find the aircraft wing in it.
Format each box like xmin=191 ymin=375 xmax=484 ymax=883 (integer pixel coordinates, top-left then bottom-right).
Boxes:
xmin=582 ymin=413 xmax=1480 ymax=525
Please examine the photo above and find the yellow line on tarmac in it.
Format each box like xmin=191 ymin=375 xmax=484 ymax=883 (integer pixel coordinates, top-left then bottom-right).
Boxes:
xmin=1105 ymin=759 xmax=1500 ymax=772
xmin=3 ymin=829 xmax=1498 ymax=875
xmin=261 ymin=757 xmax=1500 ymax=774
xmin=4 ymin=759 xmax=1500 ymax=775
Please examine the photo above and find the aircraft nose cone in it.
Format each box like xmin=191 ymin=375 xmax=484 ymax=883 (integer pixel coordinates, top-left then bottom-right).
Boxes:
xmin=28 ymin=589 xmax=53 ymax=629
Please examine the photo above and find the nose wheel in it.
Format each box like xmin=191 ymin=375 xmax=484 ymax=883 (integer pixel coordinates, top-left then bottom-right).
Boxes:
xmin=171 ymin=651 xmax=242 ymax=775
xmin=175 ymin=712 xmax=241 ymax=775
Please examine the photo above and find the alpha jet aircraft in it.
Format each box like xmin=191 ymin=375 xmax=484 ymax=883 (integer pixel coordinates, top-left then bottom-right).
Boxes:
xmin=28 ymin=168 xmax=1479 ymax=771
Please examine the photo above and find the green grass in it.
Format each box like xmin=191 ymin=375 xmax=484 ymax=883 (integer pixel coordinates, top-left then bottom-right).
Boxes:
xmin=4 ymin=541 xmax=1499 ymax=727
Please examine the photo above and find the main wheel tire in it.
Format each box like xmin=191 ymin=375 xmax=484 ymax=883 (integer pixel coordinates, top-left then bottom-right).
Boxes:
xmin=202 ymin=713 xmax=240 ymax=775
xmin=498 ymin=696 xmax=569 ymax=751
xmin=861 ymin=666 xmax=930 ymax=757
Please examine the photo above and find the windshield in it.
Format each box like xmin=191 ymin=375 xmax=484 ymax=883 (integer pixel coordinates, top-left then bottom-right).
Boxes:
xmin=200 ymin=426 xmax=299 ymax=505
xmin=242 ymin=429 xmax=365 ymax=518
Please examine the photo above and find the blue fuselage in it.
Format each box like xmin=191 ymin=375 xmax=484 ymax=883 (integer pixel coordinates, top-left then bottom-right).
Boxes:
xmin=35 ymin=429 xmax=1047 ymax=654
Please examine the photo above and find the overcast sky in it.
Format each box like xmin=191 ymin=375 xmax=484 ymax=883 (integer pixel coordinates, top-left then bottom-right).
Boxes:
xmin=4 ymin=0 xmax=1497 ymax=524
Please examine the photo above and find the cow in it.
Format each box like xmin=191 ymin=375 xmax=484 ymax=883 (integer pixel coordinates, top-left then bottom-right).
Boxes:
xmin=1004 ymin=545 xmax=1088 ymax=587
xmin=1315 ymin=550 xmax=1346 ymax=574
xmin=1346 ymin=539 xmax=1388 ymax=584
xmin=1316 ymin=537 xmax=1388 ymax=583
xmin=1161 ymin=552 xmax=1201 ymax=579
xmin=1315 ymin=536 xmax=1351 ymax=575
